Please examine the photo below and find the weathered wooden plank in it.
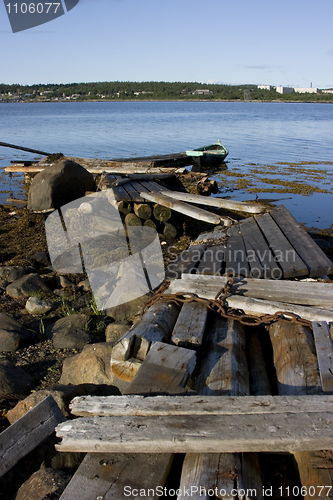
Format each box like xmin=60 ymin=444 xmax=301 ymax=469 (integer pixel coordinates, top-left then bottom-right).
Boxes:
xmin=160 ymin=191 xmax=266 ymax=213
xmin=69 ymin=394 xmax=333 ymax=417
xmin=5 ymin=164 xmax=186 ymax=174
xmin=123 ymin=341 xmax=196 ymax=395
xmin=269 ymin=320 xmax=322 ymax=395
xmin=196 ymin=245 xmax=225 ymax=275
xmin=238 ymin=217 xmax=282 ymax=279
xmin=59 ymin=453 xmax=173 ymax=500
xmin=140 ymin=191 xmax=223 ymax=225
xmin=0 ymin=395 xmax=66 ymax=478
xmin=165 ymin=244 xmax=207 ymax=279
xmin=225 ymin=224 xmax=251 ymax=277
xmin=169 ymin=274 xmax=333 ymax=308
xmin=312 ymin=321 xmax=333 ymax=393
xmin=55 ymin=410 xmax=333 ymax=453
xmin=171 ymin=302 xmax=208 ymax=348
xmin=292 ymin=451 xmax=333 ymax=498
xmin=194 ymin=317 xmax=250 ymax=396
xmin=168 ymin=279 xmax=333 ymax=323
xmin=270 ymin=205 xmax=333 ymax=277
xmin=97 ymin=174 xmax=132 ymax=201
xmin=122 ymin=181 xmax=145 ymax=202
xmin=254 ymin=212 xmax=308 ymax=278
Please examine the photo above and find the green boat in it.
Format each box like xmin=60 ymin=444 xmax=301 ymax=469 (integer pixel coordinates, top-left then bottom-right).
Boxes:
xmin=185 ymin=140 xmax=229 ymax=169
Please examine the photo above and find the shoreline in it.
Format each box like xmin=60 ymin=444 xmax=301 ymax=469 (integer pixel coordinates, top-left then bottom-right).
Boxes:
xmin=1 ymin=98 xmax=333 ymax=104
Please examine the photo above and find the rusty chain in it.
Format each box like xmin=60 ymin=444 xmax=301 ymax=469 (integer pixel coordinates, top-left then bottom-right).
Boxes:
xmin=142 ymin=273 xmax=312 ymax=328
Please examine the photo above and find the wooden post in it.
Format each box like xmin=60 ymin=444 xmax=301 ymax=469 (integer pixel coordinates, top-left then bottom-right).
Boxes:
xmin=153 ymin=203 xmax=172 ymax=222
xmin=133 ymin=202 xmax=152 ymax=220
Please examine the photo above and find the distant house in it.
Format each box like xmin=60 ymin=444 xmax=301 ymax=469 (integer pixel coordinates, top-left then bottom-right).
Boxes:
xmin=276 ymin=86 xmax=294 ymax=94
xmin=192 ymin=89 xmax=212 ymax=95
xmin=322 ymin=89 xmax=333 ymax=94
xmin=257 ymin=85 xmax=272 ymax=90
xmin=294 ymin=87 xmax=318 ymax=94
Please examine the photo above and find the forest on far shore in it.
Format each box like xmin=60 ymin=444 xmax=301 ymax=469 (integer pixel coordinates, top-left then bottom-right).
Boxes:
xmin=1 ymin=81 xmax=333 ymax=102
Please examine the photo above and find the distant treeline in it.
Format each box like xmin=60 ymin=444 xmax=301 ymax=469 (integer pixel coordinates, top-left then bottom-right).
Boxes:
xmin=1 ymin=81 xmax=332 ymax=102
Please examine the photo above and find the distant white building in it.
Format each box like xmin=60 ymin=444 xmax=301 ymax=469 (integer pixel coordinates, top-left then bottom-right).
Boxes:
xmin=276 ymin=86 xmax=294 ymax=94
xmin=322 ymin=89 xmax=333 ymax=94
xmin=192 ymin=89 xmax=212 ymax=95
xmin=257 ymin=85 xmax=272 ymax=90
xmin=294 ymin=87 xmax=318 ymax=94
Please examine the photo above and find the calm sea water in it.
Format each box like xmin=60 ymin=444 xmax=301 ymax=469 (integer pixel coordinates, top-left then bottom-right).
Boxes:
xmin=0 ymin=101 xmax=332 ymax=227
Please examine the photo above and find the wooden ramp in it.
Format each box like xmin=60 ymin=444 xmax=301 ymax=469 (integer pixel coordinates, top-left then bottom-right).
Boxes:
xmin=167 ymin=205 xmax=333 ymax=279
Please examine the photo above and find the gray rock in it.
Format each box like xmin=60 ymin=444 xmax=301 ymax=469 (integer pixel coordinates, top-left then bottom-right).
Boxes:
xmin=46 ymin=314 xmax=92 ymax=349
xmin=77 ymin=279 xmax=91 ymax=292
xmin=55 ymin=275 xmax=74 ymax=289
xmin=0 ymin=313 xmax=32 ymax=351
xmin=6 ymin=274 xmax=52 ymax=300
xmin=13 ymin=468 xmax=71 ymax=500
xmin=25 ymin=296 xmax=53 ymax=315
xmin=105 ymin=322 xmax=131 ymax=343
xmin=27 ymin=159 xmax=95 ymax=211
xmin=59 ymin=342 xmax=114 ymax=385
xmin=0 ymin=360 xmax=33 ymax=394
xmin=33 ymin=251 xmax=50 ymax=266
xmin=0 ymin=266 xmax=35 ymax=283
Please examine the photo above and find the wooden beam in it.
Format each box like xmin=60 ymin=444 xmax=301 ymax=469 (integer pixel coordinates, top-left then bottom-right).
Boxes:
xmin=140 ymin=191 xmax=226 ymax=225
xmin=55 ymin=405 xmax=333 ymax=454
xmin=312 ymin=321 xmax=333 ymax=393
xmin=0 ymin=396 xmax=66 ymax=478
xmin=123 ymin=341 xmax=197 ymax=395
xmin=159 ymin=190 xmax=266 ymax=214
xmin=171 ymin=302 xmax=208 ymax=348
xmin=69 ymin=395 xmax=333 ymax=418
xmin=169 ymin=274 xmax=333 ymax=308
xmin=165 ymin=244 xmax=207 ymax=280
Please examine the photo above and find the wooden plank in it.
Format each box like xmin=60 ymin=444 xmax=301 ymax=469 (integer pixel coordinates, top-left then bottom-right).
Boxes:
xmin=269 ymin=320 xmax=322 ymax=395
xmin=196 ymin=245 xmax=225 ymax=275
xmin=225 ymin=224 xmax=251 ymax=277
xmin=254 ymin=212 xmax=308 ymax=278
xmin=122 ymin=182 xmax=145 ymax=202
xmin=165 ymin=244 xmax=207 ymax=279
xmin=70 ymin=394 xmax=333 ymax=418
xmin=171 ymin=302 xmax=208 ymax=348
xmin=292 ymin=451 xmax=333 ymax=498
xmin=140 ymin=191 xmax=223 ymax=225
xmin=55 ymin=409 xmax=333 ymax=454
xmin=270 ymin=205 xmax=333 ymax=276
xmin=170 ymin=274 xmax=333 ymax=308
xmin=194 ymin=317 xmax=249 ymax=396
xmin=0 ymin=395 xmax=66 ymax=478
xmin=59 ymin=453 xmax=173 ymax=500
xmin=312 ymin=321 xmax=333 ymax=393
xmin=139 ymin=180 xmax=164 ymax=192
xmin=168 ymin=279 xmax=333 ymax=323
xmin=160 ymin=190 xmax=266 ymax=214
xmin=238 ymin=217 xmax=282 ymax=279
xmin=5 ymin=164 xmax=187 ymax=174
xmin=123 ymin=341 xmax=197 ymax=395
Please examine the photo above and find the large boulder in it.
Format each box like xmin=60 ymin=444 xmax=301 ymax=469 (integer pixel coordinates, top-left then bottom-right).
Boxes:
xmin=0 ymin=314 xmax=32 ymax=352
xmin=27 ymin=159 xmax=95 ymax=211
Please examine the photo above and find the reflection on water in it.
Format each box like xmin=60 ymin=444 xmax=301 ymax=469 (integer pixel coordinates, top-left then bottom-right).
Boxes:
xmin=0 ymin=101 xmax=332 ymax=227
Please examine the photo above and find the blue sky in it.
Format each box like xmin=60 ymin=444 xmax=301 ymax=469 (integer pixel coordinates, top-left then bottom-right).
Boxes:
xmin=1 ymin=0 xmax=332 ymax=88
